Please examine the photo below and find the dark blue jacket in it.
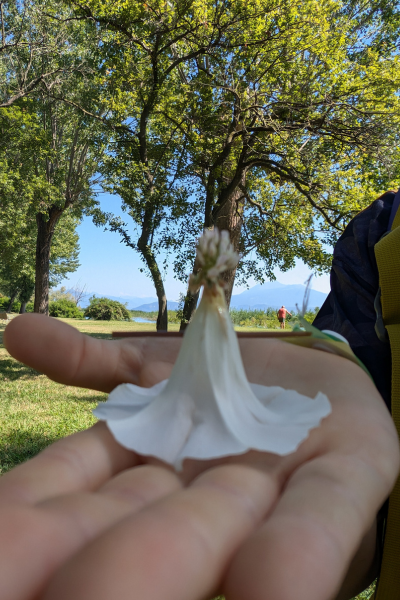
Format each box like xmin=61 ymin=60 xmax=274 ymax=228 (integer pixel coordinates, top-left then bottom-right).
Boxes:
xmin=313 ymin=192 xmax=395 ymax=409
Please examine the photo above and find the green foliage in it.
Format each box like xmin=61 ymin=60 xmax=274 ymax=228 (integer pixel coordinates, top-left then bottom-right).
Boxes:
xmin=229 ymin=308 xmax=278 ymax=328
xmin=0 ymin=297 xmax=20 ymax=313
xmin=290 ymin=308 xmax=321 ymax=326
xmin=4 ymin=0 xmax=400 ymax=318
xmin=0 ymin=297 xmax=33 ymax=313
xmin=0 ymin=105 xmax=85 ymax=302
xmin=167 ymin=310 xmax=183 ymax=325
xmin=84 ymin=297 xmax=131 ymax=321
xmin=49 ymin=300 xmax=83 ymax=319
xmin=0 ymin=2 xmax=108 ymax=313
xmin=229 ymin=307 xmax=321 ymax=328
xmin=131 ymin=307 xmax=321 ymax=328
xmin=81 ymin=0 xmax=400 ymax=302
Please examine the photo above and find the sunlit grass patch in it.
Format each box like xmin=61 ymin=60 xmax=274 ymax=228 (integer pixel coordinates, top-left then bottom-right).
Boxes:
xmin=0 ymin=320 xmax=104 ymax=473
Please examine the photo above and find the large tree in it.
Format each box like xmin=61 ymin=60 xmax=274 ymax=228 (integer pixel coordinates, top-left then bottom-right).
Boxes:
xmin=42 ymin=0 xmax=399 ymax=333
xmin=0 ymin=106 xmax=81 ymax=312
xmin=69 ymin=0 xmax=400 ymax=323
xmin=0 ymin=74 xmax=104 ymax=316
xmin=67 ymin=0 xmax=248 ymax=329
xmin=164 ymin=0 xmax=400 ymax=326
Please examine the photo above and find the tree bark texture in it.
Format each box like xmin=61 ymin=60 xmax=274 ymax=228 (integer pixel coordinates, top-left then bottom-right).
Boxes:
xmin=137 ymin=207 xmax=168 ymax=331
xmin=179 ymin=185 xmax=244 ymax=330
xmin=214 ymin=187 xmax=244 ymax=307
xmin=34 ymin=210 xmax=62 ymax=314
xmin=179 ymin=258 xmax=201 ymax=332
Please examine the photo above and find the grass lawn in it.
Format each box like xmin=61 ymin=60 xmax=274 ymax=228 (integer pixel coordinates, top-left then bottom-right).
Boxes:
xmin=0 ymin=315 xmax=267 ymax=473
xmin=0 ymin=315 xmax=376 ymax=600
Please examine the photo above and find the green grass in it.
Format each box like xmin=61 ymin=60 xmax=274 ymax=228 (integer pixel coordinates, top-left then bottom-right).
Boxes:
xmin=0 ymin=318 xmax=108 ymax=473
xmin=0 ymin=314 xmax=289 ymax=476
xmin=0 ymin=316 xmax=183 ymax=474
xmin=0 ymin=316 xmax=378 ymax=600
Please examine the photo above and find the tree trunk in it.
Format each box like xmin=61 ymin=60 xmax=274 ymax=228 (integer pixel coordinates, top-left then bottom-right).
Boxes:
xmin=179 ymin=185 xmax=244 ymax=330
xmin=214 ymin=187 xmax=244 ymax=307
xmin=19 ymin=278 xmax=34 ymax=314
xmin=34 ymin=210 xmax=62 ymax=315
xmin=137 ymin=208 xmax=168 ymax=331
xmin=6 ymin=289 xmax=18 ymax=312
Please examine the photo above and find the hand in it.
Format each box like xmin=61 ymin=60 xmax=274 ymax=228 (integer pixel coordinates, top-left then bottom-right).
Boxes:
xmin=2 ymin=314 xmax=399 ymax=600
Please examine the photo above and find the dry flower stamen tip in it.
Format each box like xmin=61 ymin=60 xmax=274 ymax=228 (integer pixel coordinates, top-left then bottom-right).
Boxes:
xmin=193 ymin=228 xmax=239 ymax=288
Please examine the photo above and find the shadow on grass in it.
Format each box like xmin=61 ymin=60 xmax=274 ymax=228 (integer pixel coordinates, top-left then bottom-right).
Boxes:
xmin=63 ymin=392 xmax=106 ymax=403
xmin=82 ymin=332 xmax=114 ymax=340
xmin=0 ymin=357 xmax=41 ymax=381
xmin=0 ymin=430 xmax=62 ymax=473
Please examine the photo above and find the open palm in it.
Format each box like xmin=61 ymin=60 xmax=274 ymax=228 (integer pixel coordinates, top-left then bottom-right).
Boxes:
xmin=1 ymin=314 xmax=398 ymax=600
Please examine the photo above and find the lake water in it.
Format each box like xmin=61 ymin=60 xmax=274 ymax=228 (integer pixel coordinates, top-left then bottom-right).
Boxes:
xmin=132 ymin=317 xmax=155 ymax=324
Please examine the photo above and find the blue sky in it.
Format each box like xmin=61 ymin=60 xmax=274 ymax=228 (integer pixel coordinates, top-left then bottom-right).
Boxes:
xmin=58 ymin=192 xmax=331 ymax=300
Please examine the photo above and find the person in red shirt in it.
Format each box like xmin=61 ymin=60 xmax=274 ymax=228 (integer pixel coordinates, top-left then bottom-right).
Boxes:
xmin=277 ymin=305 xmax=292 ymax=329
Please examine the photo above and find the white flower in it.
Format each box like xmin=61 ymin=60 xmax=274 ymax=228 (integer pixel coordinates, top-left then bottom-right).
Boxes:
xmin=94 ymin=229 xmax=331 ymax=470
xmin=189 ymin=228 xmax=240 ymax=292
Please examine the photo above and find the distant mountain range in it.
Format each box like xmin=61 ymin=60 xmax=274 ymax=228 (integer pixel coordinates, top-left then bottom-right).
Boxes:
xmin=80 ymin=281 xmax=328 ymax=312
xmin=133 ymin=301 xmax=180 ymax=311
xmin=229 ymin=282 xmax=328 ymax=311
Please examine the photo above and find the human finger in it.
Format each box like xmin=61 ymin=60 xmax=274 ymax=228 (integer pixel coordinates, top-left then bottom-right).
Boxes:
xmin=1 ymin=465 xmax=181 ymax=600
xmin=4 ymin=313 xmax=143 ymax=392
xmin=223 ymin=454 xmax=388 ymax=600
xmin=223 ymin=375 xmax=400 ymax=600
xmin=0 ymin=423 xmax=138 ymax=505
xmin=4 ymin=313 xmax=183 ymax=392
xmin=42 ymin=463 xmax=280 ymax=600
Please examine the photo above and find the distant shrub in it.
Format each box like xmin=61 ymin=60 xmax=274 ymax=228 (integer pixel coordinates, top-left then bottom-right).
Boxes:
xmin=290 ymin=307 xmax=320 ymax=326
xmin=49 ymin=299 xmax=83 ymax=319
xmin=84 ymin=296 xmax=130 ymax=321
xmin=130 ymin=306 xmax=321 ymax=328
xmin=229 ymin=307 xmax=320 ymax=328
xmin=167 ymin=310 xmax=181 ymax=324
xmin=0 ymin=297 xmax=21 ymax=313
xmin=229 ymin=308 xmax=277 ymax=328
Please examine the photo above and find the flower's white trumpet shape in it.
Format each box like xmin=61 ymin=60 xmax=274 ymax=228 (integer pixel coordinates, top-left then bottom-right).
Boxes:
xmin=94 ymin=229 xmax=331 ymax=470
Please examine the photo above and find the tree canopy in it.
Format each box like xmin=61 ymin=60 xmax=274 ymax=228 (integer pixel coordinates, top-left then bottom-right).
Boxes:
xmin=74 ymin=0 xmax=400 ymax=326
xmin=2 ymin=0 xmax=400 ymax=325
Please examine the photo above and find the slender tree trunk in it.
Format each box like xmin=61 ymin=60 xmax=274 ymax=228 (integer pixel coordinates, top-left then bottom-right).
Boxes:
xmin=179 ymin=185 xmax=244 ymax=331
xmin=34 ymin=210 xmax=62 ymax=314
xmin=6 ymin=289 xmax=18 ymax=312
xmin=19 ymin=278 xmax=34 ymax=314
xmin=179 ymin=290 xmax=200 ymax=332
xmin=137 ymin=207 xmax=168 ymax=331
xmin=179 ymin=257 xmax=201 ymax=332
